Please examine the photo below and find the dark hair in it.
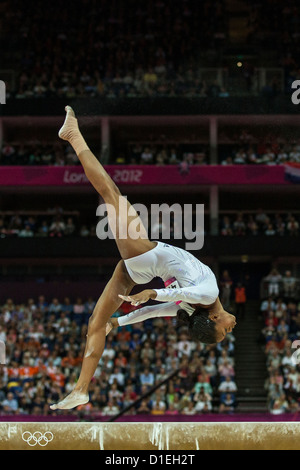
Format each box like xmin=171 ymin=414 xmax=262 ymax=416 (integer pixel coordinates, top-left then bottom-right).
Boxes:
xmin=177 ymin=308 xmax=217 ymax=344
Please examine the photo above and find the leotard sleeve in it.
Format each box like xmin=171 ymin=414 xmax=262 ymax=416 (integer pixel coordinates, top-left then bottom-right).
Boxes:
xmin=153 ymin=283 xmax=219 ymax=305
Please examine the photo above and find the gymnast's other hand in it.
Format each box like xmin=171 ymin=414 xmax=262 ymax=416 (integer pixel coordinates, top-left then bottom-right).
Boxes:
xmin=118 ymin=289 xmax=157 ymax=306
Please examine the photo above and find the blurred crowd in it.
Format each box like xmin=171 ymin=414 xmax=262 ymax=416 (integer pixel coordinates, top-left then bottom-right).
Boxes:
xmin=0 ymin=142 xmax=209 ymax=167
xmin=127 ymin=140 xmax=300 ymax=166
xmin=1 ymin=208 xmax=300 ymax=240
xmin=245 ymin=1 xmax=300 ymax=94
xmin=220 ymin=211 xmax=300 ymax=237
xmin=4 ymin=0 xmax=229 ymax=100
xmin=115 ymin=144 xmax=208 ymax=166
xmin=10 ymin=68 xmax=230 ymax=101
xmin=0 ymin=210 xmax=95 ymax=239
xmin=2 ymin=140 xmax=300 ymax=166
xmin=0 ymin=294 xmax=236 ymax=417
xmin=0 ymin=142 xmax=79 ymax=166
xmin=221 ymin=143 xmax=300 ymax=165
xmin=2 ymin=0 xmax=300 ymax=99
xmin=260 ymin=267 xmax=300 ymax=414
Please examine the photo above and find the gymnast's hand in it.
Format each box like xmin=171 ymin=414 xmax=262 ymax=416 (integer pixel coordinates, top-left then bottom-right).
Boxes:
xmin=118 ymin=289 xmax=157 ymax=306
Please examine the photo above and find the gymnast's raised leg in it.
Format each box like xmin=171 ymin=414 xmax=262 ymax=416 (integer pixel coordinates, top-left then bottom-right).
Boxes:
xmin=50 ymin=107 xmax=155 ymax=410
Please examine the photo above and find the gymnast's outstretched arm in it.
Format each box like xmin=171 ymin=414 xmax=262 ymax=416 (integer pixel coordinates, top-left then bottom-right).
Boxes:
xmin=119 ymin=282 xmax=219 ymax=308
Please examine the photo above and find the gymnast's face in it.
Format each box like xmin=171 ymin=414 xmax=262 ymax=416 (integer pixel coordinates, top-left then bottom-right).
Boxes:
xmin=210 ymin=310 xmax=237 ymax=343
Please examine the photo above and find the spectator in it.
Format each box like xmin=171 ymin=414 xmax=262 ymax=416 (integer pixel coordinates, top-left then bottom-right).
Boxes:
xmin=269 ymin=394 xmax=289 ymax=415
xmin=274 ymin=298 xmax=287 ymax=321
xmin=61 ymin=297 xmax=73 ymax=316
xmin=64 ymin=218 xmax=76 ymax=236
xmin=84 ymin=297 xmax=96 ymax=317
xmin=265 ymin=269 xmax=282 ymax=297
xmin=218 ymin=360 xmax=235 ymax=380
xmin=247 ymin=215 xmax=259 ymax=236
xmin=261 ymin=296 xmax=276 ymax=316
xmin=255 ymin=209 xmax=268 ymax=227
xmin=265 ymin=224 xmax=276 ymax=236
xmin=233 ymin=213 xmax=246 ymax=236
xmin=140 ymin=341 xmax=155 ymax=362
xmin=219 ymin=392 xmax=236 ymax=413
xmin=102 ymin=400 xmax=120 ymax=416
xmin=73 ymin=298 xmax=85 ymax=326
xmin=139 ymin=368 xmax=155 ymax=387
xmin=136 ymin=399 xmax=151 ymax=414
xmin=233 ymin=148 xmax=247 ymax=164
xmin=220 ymin=270 xmax=233 ymax=310
xmin=220 ymin=216 xmax=233 ymax=236
xmin=218 ymin=350 xmax=234 ymax=368
xmin=18 ymin=225 xmax=34 ymax=238
xmin=218 ymin=376 xmax=238 ymax=395
xmin=287 ymin=216 xmax=299 ymax=236
xmin=140 ymin=147 xmax=154 ymax=164
xmin=49 ymin=217 xmax=65 ymax=237
xmin=277 ymin=319 xmax=289 ymax=338
xmin=151 ymin=400 xmax=166 ymax=415
xmin=282 ymin=271 xmax=297 ymax=299
xmin=194 ymin=373 xmax=213 ymax=396
xmin=2 ymin=392 xmax=19 ymax=413
xmin=48 ymin=298 xmax=62 ymax=317
xmin=234 ymin=283 xmax=247 ymax=320
xmin=193 ymin=388 xmax=213 ymax=413
xmin=181 ymin=401 xmax=196 ymax=415
xmin=37 ymin=221 xmax=49 ymax=237
xmin=281 ymin=350 xmax=295 ymax=372
xmin=175 ymin=332 xmax=195 ymax=359
xmin=204 ymin=359 xmax=218 ymax=387
xmin=1 ymin=143 xmax=16 ymax=164
xmin=265 ymin=311 xmax=279 ymax=328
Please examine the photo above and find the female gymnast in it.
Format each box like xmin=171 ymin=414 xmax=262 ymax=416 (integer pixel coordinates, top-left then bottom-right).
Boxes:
xmin=50 ymin=106 xmax=236 ymax=410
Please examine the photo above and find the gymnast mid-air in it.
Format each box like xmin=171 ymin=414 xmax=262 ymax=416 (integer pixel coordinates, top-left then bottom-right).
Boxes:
xmin=50 ymin=106 xmax=236 ymax=410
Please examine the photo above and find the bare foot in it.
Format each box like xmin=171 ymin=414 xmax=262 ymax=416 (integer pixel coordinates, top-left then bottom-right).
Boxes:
xmin=50 ymin=390 xmax=89 ymax=410
xmin=58 ymin=106 xmax=78 ymax=141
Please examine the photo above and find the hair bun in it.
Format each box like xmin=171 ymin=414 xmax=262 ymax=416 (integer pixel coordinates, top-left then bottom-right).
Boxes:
xmin=176 ymin=309 xmax=190 ymax=325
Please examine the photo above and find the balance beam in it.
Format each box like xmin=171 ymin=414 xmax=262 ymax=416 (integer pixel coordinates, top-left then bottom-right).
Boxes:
xmin=0 ymin=421 xmax=299 ymax=450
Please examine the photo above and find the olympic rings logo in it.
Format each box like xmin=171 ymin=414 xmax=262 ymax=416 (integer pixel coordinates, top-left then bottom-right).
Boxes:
xmin=22 ymin=431 xmax=54 ymax=447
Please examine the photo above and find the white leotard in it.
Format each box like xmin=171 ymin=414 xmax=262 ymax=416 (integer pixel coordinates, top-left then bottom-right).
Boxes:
xmin=119 ymin=242 xmax=219 ymax=326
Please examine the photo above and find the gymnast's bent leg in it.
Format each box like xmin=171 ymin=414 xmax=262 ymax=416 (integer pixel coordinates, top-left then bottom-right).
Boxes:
xmin=106 ymin=302 xmax=178 ymax=335
xmin=50 ymin=107 xmax=155 ymax=410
